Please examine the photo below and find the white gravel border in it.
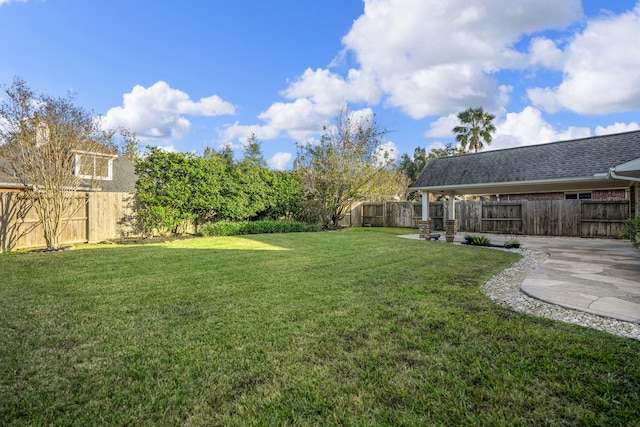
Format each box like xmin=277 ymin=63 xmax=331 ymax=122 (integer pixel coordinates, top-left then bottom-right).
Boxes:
xmin=483 ymin=248 xmax=640 ymax=341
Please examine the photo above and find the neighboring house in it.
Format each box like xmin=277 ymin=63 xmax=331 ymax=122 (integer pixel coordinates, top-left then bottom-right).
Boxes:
xmin=411 ymin=130 xmax=640 ymax=234
xmin=0 ymin=149 xmax=136 ymax=193
xmin=0 ymin=147 xmax=138 ymax=251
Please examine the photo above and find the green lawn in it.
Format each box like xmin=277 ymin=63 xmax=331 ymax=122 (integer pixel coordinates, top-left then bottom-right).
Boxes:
xmin=1 ymin=228 xmax=639 ymax=426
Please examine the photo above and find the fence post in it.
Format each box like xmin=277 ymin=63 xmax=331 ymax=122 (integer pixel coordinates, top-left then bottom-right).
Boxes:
xmin=85 ymin=193 xmax=90 ymax=243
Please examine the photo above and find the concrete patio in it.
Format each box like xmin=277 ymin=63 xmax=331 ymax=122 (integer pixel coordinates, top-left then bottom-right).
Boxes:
xmin=403 ymin=233 xmax=640 ymax=323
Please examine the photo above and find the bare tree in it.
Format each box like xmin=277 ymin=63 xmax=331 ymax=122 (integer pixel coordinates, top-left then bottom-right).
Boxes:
xmin=295 ymin=108 xmax=402 ymax=229
xmin=0 ymin=77 xmax=107 ymax=250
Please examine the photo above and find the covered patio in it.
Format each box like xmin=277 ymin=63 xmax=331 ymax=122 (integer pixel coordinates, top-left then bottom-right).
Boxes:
xmin=411 ymin=131 xmax=640 ymax=240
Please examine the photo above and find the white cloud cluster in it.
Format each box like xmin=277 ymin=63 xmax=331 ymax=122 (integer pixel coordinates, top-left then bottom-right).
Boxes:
xmin=224 ymin=0 xmax=584 ymax=154
xmin=104 ymin=81 xmax=235 ymax=141
xmin=221 ymin=68 xmax=381 ymax=146
xmin=342 ymin=0 xmax=581 ymax=117
xmin=492 ymin=106 xmax=591 ymax=149
xmin=425 ymin=107 xmax=593 ymax=152
xmin=219 ymin=0 xmax=639 ymax=165
xmin=595 ymin=122 xmax=640 ymax=135
xmin=529 ymin=4 xmax=640 ymax=114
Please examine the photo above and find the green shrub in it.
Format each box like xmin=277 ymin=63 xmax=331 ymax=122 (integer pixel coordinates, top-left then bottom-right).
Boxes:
xmin=199 ymin=220 xmax=322 ymax=237
xmin=621 ymin=217 xmax=640 ymax=249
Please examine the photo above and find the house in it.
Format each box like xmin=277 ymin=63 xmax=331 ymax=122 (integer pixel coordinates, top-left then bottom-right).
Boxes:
xmin=411 ymin=130 xmax=640 ymax=238
xmin=0 ymin=149 xmax=136 ymax=193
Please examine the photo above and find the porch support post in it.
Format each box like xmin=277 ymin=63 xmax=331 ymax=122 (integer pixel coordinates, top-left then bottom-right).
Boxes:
xmin=445 ymin=193 xmax=459 ymax=243
xmin=634 ymin=182 xmax=639 ymax=217
xmin=421 ymin=191 xmax=430 ymax=220
xmin=447 ymin=193 xmax=456 ymax=220
xmin=418 ymin=191 xmax=433 ymax=239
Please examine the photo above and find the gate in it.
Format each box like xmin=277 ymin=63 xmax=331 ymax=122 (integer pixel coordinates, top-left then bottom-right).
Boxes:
xmin=580 ymin=200 xmax=629 ymax=237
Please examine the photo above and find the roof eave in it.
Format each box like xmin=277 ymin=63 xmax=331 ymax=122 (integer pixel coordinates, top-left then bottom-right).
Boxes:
xmin=411 ymin=175 xmax=628 ymax=195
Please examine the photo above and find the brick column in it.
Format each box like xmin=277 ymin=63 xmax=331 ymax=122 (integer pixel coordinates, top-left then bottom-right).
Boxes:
xmin=419 ymin=220 xmax=433 ymax=239
xmin=445 ymin=219 xmax=459 ymax=243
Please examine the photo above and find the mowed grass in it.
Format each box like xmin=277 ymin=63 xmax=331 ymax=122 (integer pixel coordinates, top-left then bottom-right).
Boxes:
xmin=1 ymin=228 xmax=639 ymax=426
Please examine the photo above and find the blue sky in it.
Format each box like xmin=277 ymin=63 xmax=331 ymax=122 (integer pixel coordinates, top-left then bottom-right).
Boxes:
xmin=1 ymin=0 xmax=639 ymax=170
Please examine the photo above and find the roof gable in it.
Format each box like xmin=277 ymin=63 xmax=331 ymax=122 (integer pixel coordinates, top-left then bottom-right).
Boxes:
xmin=412 ymin=130 xmax=640 ymax=190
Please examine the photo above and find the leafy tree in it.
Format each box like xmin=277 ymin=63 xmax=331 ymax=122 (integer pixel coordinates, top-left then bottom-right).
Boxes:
xmin=242 ymin=133 xmax=267 ymax=168
xmin=398 ymin=143 xmax=461 ymax=200
xmin=0 ymin=77 xmax=105 ymax=250
xmin=136 ymin=134 xmax=305 ymax=232
xmin=205 ymin=136 xmax=270 ymax=222
xmin=452 ymin=106 xmax=496 ymax=153
xmin=117 ymin=128 xmax=142 ymax=161
xmin=398 ymin=146 xmax=429 ymax=183
xmin=429 ymin=142 xmax=460 ymax=158
xmin=295 ymin=109 xmax=395 ymax=229
xmin=259 ymin=169 xmax=303 ymax=220
xmin=134 ymin=148 xmax=225 ymax=235
xmin=99 ymin=127 xmax=141 ymax=161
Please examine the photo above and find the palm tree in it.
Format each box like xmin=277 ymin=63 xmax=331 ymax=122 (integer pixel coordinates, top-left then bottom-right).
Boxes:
xmin=452 ymin=107 xmax=496 ymax=153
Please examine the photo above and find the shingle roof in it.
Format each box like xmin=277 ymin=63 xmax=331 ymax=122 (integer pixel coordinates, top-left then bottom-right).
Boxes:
xmin=0 ymin=157 xmax=20 ymax=187
xmin=412 ymin=130 xmax=640 ymax=189
xmin=97 ymin=157 xmax=137 ymax=193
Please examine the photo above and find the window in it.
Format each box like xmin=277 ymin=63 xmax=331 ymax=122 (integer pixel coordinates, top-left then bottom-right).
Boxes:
xmin=74 ymin=152 xmax=114 ymax=181
xmin=565 ymin=192 xmax=591 ymax=200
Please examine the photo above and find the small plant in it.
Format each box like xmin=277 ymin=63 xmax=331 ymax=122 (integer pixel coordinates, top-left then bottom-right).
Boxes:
xmin=504 ymin=235 xmax=521 ymax=249
xmin=464 ymin=234 xmax=491 ymax=246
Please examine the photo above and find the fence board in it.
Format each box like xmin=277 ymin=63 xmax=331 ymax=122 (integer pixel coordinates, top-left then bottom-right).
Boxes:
xmin=457 ymin=202 xmax=482 ymax=232
xmin=385 ymin=202 xmax=415 ymax=228
xmin=363 ymin=203 xmax=384 ymax=227
xmin=429 ymin=203 xmax=444 ymax=231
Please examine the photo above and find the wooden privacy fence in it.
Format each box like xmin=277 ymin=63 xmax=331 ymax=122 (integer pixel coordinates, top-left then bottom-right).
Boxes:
xmin=359 ymin=200 xmax=631 ymax=237
xmin=0 ymin=192 xmax=138 ymax=252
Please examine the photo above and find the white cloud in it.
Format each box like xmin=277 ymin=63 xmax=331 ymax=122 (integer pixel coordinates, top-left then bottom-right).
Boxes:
xmin=424 ymin=114 xmax=459 ymax=138
xmin=492 ymin=106 xmax=591 ymax=149
xmin=258 ymin=98 xmax=327 ymax=140
xmin=595 ymin=122 xmax=640 ymax=135
xmin=268 ymin=152 xmax=292 ymax=170
xmin=157 ymin=144 xmax=177 ymax=153
xmin=527 ymin=87 xmax=562 ymax=113
xmin=103 ymin=81 xmax=235 ymax=141
xmin=220 ymin=121 xmax=281 ymax=145
xmin=282 ymin=68 xmax=380 ymax=108
xmin=528 ymin=37 xmax=564 ymax=69
xmin=0 ymin=0 xmax=28 ymax=5
xmin=529 ymin=5 xmax=640 ymax=114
